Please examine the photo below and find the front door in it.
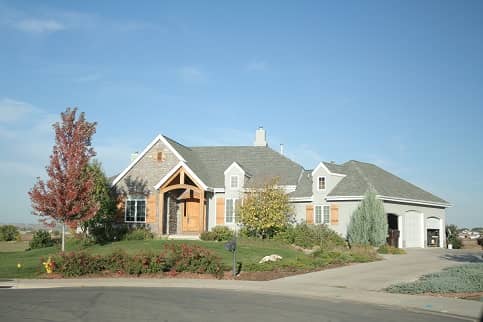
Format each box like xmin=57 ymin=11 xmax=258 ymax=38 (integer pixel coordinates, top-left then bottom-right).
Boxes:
xmin=182 ymin=198 xmax=200 ymax=233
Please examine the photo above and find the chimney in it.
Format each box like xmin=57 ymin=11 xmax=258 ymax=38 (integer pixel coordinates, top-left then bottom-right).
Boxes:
xmin=131 ymin=152 xmax=139 ymax=162
xmin=254 ymin=126 xmax=268 ymax=147
xmin=280 ymin=144 xmax=284 ymax=155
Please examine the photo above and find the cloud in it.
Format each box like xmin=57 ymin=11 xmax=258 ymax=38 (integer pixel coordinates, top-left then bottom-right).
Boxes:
xmin=246 ymin=60 xmax=267 ymax=72
xmin=14 ymin=18 xmax=64 ymax=33
xmin=177 ymin=66 xmax=207 ymax=83
xmin=0 ymin=98 xmax=37 ymax=123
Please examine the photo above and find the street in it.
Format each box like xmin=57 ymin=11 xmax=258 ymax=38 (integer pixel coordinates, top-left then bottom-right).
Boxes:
xmin=0 ymin=287 xmax=469 ymax=322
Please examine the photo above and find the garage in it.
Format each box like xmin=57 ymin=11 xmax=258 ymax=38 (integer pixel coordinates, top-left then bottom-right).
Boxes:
xmin=403 ymin=211 xmax=424 ymax=248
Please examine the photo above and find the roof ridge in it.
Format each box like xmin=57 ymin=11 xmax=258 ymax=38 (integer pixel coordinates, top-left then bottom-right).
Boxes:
xmin=162 ymin=135 xmax=192 ymax=151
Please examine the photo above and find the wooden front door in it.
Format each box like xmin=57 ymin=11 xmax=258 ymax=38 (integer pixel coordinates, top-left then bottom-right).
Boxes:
xmin=182 ymin=198 xmax=200 ymax=233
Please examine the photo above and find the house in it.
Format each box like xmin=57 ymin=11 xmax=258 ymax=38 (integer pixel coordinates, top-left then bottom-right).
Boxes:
xmin=111 ymin=127 xmax=450 ymax=248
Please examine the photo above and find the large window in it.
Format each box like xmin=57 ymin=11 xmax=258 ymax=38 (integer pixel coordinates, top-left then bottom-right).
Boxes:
xmin=323 ymin=205 xmax=330 ymax=224
xmin=225 ymin=198 xmax=238 ymax=223
xmin=317 ymin=176 xmax=326 ymax=191
xmin=315 ymin=205 xmax=330 ymax=224
xmin=125 ymin=199 xmax=146 ymax=222
xmin=315 ymin=205 xmax=322 ymax=224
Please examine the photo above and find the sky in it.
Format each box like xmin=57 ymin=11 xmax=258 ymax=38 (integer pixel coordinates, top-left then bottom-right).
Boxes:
xmin=0 ymin=0 xmax=482 ymax=227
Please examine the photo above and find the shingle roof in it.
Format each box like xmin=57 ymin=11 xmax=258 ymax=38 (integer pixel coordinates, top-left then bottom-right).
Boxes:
xmin=134 ymin=135 xmax=449 ymax=206
xmin=164 ymin=136 xmax=304 ymax=187
xmin=327 ymin=160 xmax=449 ymax=204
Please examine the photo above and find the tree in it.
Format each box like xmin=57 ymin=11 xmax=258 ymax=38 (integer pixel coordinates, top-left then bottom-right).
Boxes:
xmin=29 ymin=108 xmax=99 ymax=251
xmin=81 ymin=160 xmax=118 ymax=244
xmin=238 ymin=178 xmax=293 ymax=238
xmin=0 ymin=225 xmax=20 ymax=241
xmin=347 ymin=190 xmax=387 ymax=247
xmin=446 ymin=224 xmax=462 ymax=249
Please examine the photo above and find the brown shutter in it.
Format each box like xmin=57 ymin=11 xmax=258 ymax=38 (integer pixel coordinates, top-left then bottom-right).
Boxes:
xmin=330 ymin=204 xmax=339 ymax=225
xmin=146 ymin=194 xmax=156 ymax=223
xmin=216 ymin=197 xmax=225 ymax=225
xmin=306 ymin=204 xmax=314 ymax=224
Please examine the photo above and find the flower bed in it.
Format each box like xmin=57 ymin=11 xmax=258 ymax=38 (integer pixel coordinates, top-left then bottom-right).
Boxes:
xmin=43 ymin=244 xmax=225 ymax=278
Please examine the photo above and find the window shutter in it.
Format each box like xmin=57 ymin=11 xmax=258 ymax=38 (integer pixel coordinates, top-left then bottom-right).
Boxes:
xmin=330 ymin=204 xmax=339 ymax=225
xmin=216 ymin=197 xmax=225 ymax=225
xmin=306 ymin=204 xmax=314 ymax=224
xmin=146 ymin=194 xmax=156 ymax=223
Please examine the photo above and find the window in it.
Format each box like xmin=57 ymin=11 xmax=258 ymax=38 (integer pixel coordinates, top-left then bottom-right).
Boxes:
xmin=315 ymin=205 xmax=322 ymax=224
xmin=156 ymin=151 xmax=164 ymax=162
xmin=125 ymin=199 xmax=146 ymax=222
xmin=230 ymin=175 xmax=239 ymax=189
xmin=225 ymin=198 xmax=238 ymax=223
xmin=323 ymin=205 xmax=330 ymax=224
xmin=317 ymin=176 xmax=326 ymax=191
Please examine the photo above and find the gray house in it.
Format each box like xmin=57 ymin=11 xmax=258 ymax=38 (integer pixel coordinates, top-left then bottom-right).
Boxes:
xmin=111 ymin=127 xmax=450 ymax=248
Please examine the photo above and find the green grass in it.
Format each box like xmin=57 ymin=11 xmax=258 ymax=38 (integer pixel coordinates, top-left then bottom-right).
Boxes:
xmin=386 ymin=263 xmax=483 ymax=294
xmin=0 ymin=241 xmax=29 ymax=252
xmin=0 ymin=238 xmax=378 ymax=278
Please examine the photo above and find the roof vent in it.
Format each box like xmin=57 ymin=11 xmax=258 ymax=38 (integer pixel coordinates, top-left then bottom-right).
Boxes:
xmin=131 ymin=152 xmax=139 ymax=162
xmin=254 ymin=126 xmax=268 ymax=147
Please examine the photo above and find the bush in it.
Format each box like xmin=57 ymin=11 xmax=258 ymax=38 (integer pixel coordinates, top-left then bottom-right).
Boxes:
xmin=200 ymin=226 xmax=234 ymax=241
xmin=377 ymin=244 xmax=406 ymax=254
xmin=347 ymin=190 xmax=387 ymax=247
xmin=446 ymin=224 xmax=462 ymax=249
xmin=29 ymin=230 xmax=54 ymax=249
xmin=0 ymin=225 xmax=20 ymax=241
xmin=49 ymin=243 xmax=224 ymax=278
xmin=123 ymin=227 xmax=154 ymax=241
xmin=348 ymin=245 xmax=379 ymax=262
xmin=238 ymin=179 xmax=294 ymax=238
xmin=275 ymin=223 xmax=346 ymax=250
xmin=386 ymin=263 xmax=483 ymax=294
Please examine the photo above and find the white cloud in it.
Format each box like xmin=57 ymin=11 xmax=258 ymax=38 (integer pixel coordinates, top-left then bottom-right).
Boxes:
xmin=246 ymin=60 xmax=267 ymax=72
xmin=14 ymin=18 xmax=64 ymax=33
xmin=178 ymin=66 xmax=207 ymax=83
xmin=0 ymin=98 xmax=37 ymax=123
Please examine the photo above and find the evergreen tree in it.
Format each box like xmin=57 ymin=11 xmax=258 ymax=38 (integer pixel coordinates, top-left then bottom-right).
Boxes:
xmin=347 ymin=190 xmax=387 ymax=246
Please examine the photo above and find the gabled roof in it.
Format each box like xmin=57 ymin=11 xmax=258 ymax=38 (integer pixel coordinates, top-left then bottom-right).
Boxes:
xmin=164 ymin=138 xmax=304 ymax=187
xmin=327 ymin=160 xmax=449 ymax=205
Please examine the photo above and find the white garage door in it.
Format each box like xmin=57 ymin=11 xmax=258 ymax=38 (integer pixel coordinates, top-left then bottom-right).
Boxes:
xmin=404 ymin=211 xmax=423 ymax=248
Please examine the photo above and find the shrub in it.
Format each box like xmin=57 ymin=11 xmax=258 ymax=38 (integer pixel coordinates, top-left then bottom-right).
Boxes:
xmin=238 ymin=179 xmax=294 ymax=238
xmin=29 ymin=230 xmax=54 ymax=249
xmin=123 ymin=227 xmax=154 ymax=241
xmin=347 ymin=190 xmax=387 ymax=247
xmin=49 ymin=243 xmax=224 ymax=278
xmin=0 ymin=225 xmax=20 ymax=241
xmin=386 ymin=263 xmax=483 ymax=294
xmin=377 ymin=244 xmax=406 ymax=254
xmin=446 ymin=224 xmax=462 ymax=249
xmin=347 ymin=245 xmax=379 ymax=262
xmin=200 ymin=226 xmax=234 ymax=241
xmin=275 ymin=223 xmax=346 ymax=250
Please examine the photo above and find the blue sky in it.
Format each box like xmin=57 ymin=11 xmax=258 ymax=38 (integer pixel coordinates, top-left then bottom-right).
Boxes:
xmin=0 ymin=0 xmax=482 ymax=227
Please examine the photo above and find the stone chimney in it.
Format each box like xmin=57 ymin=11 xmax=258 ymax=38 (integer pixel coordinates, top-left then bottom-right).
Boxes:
xmin=254 ymin=126 xmax=267 ymax=147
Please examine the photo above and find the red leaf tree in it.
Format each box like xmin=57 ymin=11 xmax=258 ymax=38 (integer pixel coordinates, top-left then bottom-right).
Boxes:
xmin=29 ymin=108 xmax=99 ymax=251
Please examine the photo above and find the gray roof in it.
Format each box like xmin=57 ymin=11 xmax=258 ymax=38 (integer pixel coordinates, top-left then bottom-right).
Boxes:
xmin=164 ymin=136 xmax=304 ymax=187
xmin=159 ymin=136 xmax=448 ymax=206
xmin=327 ymin=160 xmax=449 ymax=204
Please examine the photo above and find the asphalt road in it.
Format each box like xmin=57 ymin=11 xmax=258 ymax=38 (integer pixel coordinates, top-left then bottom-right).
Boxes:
xmin=0 ymin=287 xmax=470 ymax=322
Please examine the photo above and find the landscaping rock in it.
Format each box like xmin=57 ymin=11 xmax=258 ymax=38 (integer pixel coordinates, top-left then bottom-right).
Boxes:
xmin=259 ymin=254 xmax=283 ymax=263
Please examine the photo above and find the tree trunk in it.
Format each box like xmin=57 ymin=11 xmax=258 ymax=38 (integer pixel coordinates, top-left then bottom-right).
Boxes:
xmin=61 ymin=222 xmax=65 ymax=252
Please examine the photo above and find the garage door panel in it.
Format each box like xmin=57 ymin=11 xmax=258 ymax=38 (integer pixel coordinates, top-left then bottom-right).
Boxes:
xmin=404 ymin=211 xmax=423 ymax=248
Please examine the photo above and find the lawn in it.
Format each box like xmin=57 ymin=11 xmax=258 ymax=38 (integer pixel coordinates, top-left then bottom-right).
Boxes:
xmin=385 ymin=263 xmax=483 ymax=294
xmin=0 ymin=238 xmax=316 ymax=278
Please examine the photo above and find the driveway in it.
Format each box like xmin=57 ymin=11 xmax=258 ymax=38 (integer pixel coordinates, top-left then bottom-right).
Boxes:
xmin=272 ymin=248 xmax=482 ymax=291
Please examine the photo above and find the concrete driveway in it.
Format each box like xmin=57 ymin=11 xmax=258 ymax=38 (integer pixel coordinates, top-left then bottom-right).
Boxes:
xmin=272 ymin=248 xmax=483 ymax=291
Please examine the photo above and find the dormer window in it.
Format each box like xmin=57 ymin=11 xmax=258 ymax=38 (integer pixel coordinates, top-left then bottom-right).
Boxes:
xmin=230 ymin=175 xmax=239 ymax=189
xmin=317 ymin=176 xmax=326 ymax=191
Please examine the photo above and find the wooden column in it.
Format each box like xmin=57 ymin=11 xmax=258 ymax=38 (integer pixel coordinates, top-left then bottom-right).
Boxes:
xmin=199 ymin=191 xmax=205 ymax=233
xmin=158 ymin=191 xmax=164 ymax=234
